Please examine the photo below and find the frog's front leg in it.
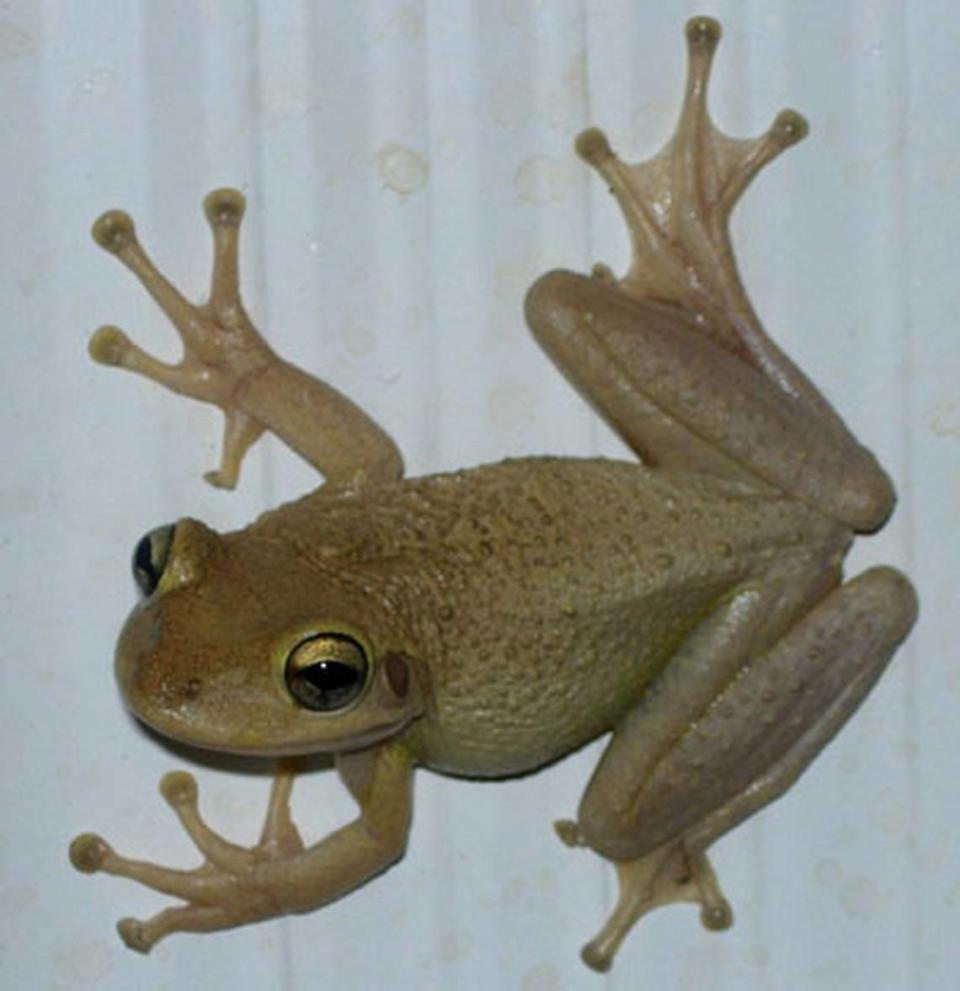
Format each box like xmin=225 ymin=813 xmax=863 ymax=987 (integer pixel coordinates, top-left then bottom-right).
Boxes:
xmin=88 ymin=189 xmax=403 ymax=490
xmin=69 ymin=744 xmax=413 ymax=952
xmin=562 ymin=565 xmax=917 ymax=972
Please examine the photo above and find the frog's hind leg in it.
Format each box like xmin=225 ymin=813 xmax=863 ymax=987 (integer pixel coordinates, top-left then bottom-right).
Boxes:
xmin=554 ymin=827 xmax=731 ymax=972
xmin=551 ymin=18 xmax=817 ymax=408
xmin=524 ymin=16 xmax=894 ymax=532
xmin=564 ymin=566 xmax=916 ymax=972
xmin=570 ymin=18 xmax=816 ymax=400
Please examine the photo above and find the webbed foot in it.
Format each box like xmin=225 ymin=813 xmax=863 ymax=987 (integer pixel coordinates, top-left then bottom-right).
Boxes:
xmin=580 ymin=841 xmax=732 ymax=973
xmin=88 ymin=188 xmax=403 ymax=490
xmin=576 ymin=16 xmax=807 ymax=369
xmin=69 ymin=764 xmax=304 ymax=952
xmin=88 ymin=190 xmax=271 ymax=489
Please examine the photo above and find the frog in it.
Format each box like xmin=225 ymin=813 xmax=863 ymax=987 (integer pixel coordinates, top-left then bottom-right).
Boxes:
xmin=69 ymin=16 xmax=917 ymax=973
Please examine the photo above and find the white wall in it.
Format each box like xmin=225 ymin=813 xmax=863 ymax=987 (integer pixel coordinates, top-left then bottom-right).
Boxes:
xmin=2 ymin=2 xmax=956 ymax=988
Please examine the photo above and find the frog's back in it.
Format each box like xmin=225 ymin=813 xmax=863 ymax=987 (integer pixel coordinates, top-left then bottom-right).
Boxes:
xmin=247 ymin=457 xmax=836 ymax=777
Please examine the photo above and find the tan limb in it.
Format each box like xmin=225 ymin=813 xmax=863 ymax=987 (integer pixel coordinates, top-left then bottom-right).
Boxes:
xmin=88 ymin=189 xmax=403 ymax=490
xmin=563 ymin=566 xmax=916 ymax=971
xmin=574 ymin=17 xmax=816 ymax=406
xmin=525 ymin=16 xmax=894 ymax=532
xmin=575 ymin=845 xmax=732 ymax=973
xmin=526 ymin=273 xmax=894 ymax=531
xmin=69 ymin=744 xmax=413 ymax=952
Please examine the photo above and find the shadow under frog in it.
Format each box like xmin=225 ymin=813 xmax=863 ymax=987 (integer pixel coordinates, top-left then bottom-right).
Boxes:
xmin=70 ymin=16 xmax=917 ymax=974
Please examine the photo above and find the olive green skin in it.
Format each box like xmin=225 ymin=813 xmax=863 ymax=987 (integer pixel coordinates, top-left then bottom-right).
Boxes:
xmin=120 ymin=456 xmax=843 ymax=777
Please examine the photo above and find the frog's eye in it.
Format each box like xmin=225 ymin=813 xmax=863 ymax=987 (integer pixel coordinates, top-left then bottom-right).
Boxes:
xmin=132 ymin=524 xmax=175 ymax=597
xmin=285 ymin=633 xmax=369 ymax=712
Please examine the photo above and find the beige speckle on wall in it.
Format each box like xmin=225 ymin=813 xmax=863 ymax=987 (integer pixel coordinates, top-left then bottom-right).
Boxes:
xmin=521 ymin=960 xmax=563 ymax=990
xmin=52 ymin=940 xmax=114 ymax=983
xmin=929 ymin=397 xmax=960 ymax=438
xmin=0 ymin=21 xmax=36 ymax=59
xmin=377 ymin=143 xmax=430 ymax=195
xmin=514 ymin=155 xmax=579 ymax=204
xmin=341 ymin=319 xmax=378 ymax=357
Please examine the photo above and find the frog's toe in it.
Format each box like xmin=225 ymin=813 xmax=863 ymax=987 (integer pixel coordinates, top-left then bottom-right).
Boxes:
xmin=580 ymin=941 xmax=614 ymax=973
xmin=88 ymin=325 xmax=131 ymax=366
xmin=117 ymin=917 xmax=152 ymax=953
xmin=685 ymin=13 xmax=721 ymax=47
xmin=69 ymin=832 xmax=112 ymax=873
xmin=203 ymin=467 xmax=238 ymax=491
xmin=574 ymin=126 xmax=613 ymax=167
xmin=771 ymin=108 xmax=809 ymax=148
xmin=701 ymin=896 xmax=734 ymax=931
xmin=91 ymin=209 xmax=136 ymax=253
xmin=203 ymin=187 xmax=246 ymax=227
xmin=553 ymin=819 xmax=585 ymax=847
xmin=159 ymin=770 xmax=198 ymax=808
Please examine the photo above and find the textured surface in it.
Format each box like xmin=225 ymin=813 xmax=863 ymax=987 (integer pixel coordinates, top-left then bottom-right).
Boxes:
xmin=2 ymin=1 xmax=957 ymax=988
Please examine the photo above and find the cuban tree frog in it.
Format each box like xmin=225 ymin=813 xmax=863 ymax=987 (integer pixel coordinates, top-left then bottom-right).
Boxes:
xmin=70 ymin=17 xmax=917 ymax=972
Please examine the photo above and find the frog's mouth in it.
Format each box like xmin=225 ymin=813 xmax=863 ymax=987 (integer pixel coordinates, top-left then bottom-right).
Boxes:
xmin=129 ymin=699 xmax=419 ymax=758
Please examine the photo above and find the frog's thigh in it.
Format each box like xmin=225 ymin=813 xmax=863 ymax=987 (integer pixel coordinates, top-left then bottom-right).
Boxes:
xmin=526 ymin=270 xmax=746 ymax=479
xmin=578 ymin=566 xmax=917 ymax=861
xmin=526 ymin=272 xmax=891 ymax=530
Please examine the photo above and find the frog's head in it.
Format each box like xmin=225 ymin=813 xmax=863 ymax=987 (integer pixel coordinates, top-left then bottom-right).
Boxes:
xmin=113 ymin=519 xmax=425 ymax=756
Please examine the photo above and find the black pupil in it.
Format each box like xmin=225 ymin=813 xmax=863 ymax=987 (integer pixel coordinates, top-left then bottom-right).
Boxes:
xmin=295 ymin=660 xmax=362 ymax=710
xmin=133 ymin=533 xmax=161 ymax=596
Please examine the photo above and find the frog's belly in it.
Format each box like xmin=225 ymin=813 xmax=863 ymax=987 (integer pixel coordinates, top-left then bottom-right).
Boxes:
xmin=408 ymin=582 xmax=727 ymax=778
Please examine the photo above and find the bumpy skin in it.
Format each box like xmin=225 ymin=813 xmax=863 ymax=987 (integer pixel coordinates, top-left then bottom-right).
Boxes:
xmin=71 ymin=17 xmax=917 ymax=973
xmin=118 ymin=459 xmax=844 ymax=771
